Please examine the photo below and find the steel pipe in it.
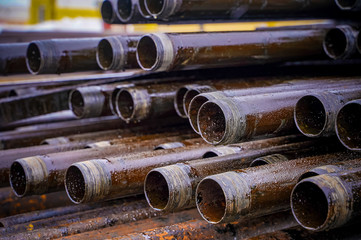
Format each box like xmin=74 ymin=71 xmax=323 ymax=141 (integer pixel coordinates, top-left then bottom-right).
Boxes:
xmin=101 ymin=0 xmax=122 ymax=23
xmin=0 ymin=43 xmax=29 ymax=75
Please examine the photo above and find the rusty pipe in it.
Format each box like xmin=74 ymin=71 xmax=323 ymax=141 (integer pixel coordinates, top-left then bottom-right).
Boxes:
xmin=335 ymin=0 xmax=361 ymax=10
xmin=323 ymin=25 xmax=359 ymax=60
xmin=144 ymin=138 xmax=339 ymax=212
xmin=26 ymin=38 xmax=101 ymax=74
xmin=336 ymin=99 xmax=361 ymax=151
xmin=291 ymin=167 xmax=361 ymax=231
xmin=195 ymin=152 xmax=359 ymax=224
xmin=101 ymin=0 xmax=122 ymax=24
xmin=295 ymin=88 xmax=361 ymax=138
xmin=136 ymin=30 xmax=327 ymax=72
xmin=188 ymin=78 xmax=361 ymax=133
xmin=96 ymin=36 xmax=140 ymax=71
xmin=0 ymin=43 xmax=29 ymax=75
xmin=144 ymin=0 xmax=334 ymax=20
xmin=9 ymin=134 xmax=199 ymax=197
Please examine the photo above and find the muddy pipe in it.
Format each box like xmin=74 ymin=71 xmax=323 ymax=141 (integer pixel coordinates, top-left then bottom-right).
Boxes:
xmin=136 ymin=29 xmax=327 ymax=72
xmin=294 ymin=88 xmax=361 ymax=138
xmin=188 ymin=78 xmax=361 ymax=133
xmin=26 ymin=38 xmax=101 ymax=74
xmin=323 ymin=25 xmax=359 ymax=59
xmin=0 ymin=43 xmax=29 ymax=75
xmin=96 ymin=36 xmax=140 ymax=71
xmin=335 ymin=0 xmax=361 ymax=10
xmin=336 ymin=99 xmax=361 ymax=151
xmin=291 ymin=167 xmax=361 ymax=231
xmin=9 ymin=134 xmax=200 ymax=197
xmin=195 ymin=152 xmax=360 ymax=224
xmin=101 ymin=0 xmax=122 ymax=23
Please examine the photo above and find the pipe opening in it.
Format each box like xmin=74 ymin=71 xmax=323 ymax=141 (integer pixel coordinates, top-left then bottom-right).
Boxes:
xmin=184 ymin=89 xmax=201 ymax=117
xmin=335 ymin=0 xmax=358 ymax=9
xmin=291 ymin=181 xmax=328 ymax=229
xmin=117 ymin=0 xmax=132 ymax=20
xmin=65 ymin=166 xmax=86 ymax=203
xmin=198 ymin=102 xmax=226 ymax=144
xmin=250 ymin=159 xmax=269 ymax=167
xmin=97 ymin=39 xmax=114 ymax=70
xmin=146 ymin=0 xmax=164 ymax=15
xmin=69 ymin=90 xmax=85 ymax=118
xmin=137 ymin=36 xmax=157 ymax=70
xmin=0 ymin=222 xmax=4 ymax=228
xmin=323 ymin=28 xmax=348 ymax=59
xmin=202 ymin=151 xmax=219 ymax=158
xmin=138 ymin=0 xmax=151 ymax=17
xmin=295 ymin=96 xmax=326 ymax=137
xmin=189 ymin=95 xmax=209 ymax=133
xmin=10 ymin=162 xmax=27 ymax=197
xmin=101 ymin=0 xmax=115 ymax=23
xmin=174 ymin=87 xmax=188 ymax=117
xmin=144 ymin=171 xmax=169 ymax=210
xmin=26 ymin=43 xmax=41 ymax=74
xmin=116 ymin=90 xmax=134 ymax=120
xmin=196 ymin=179 xmax=226 ymax=223
xmin=336 ymin=101 xmax=361 ymax=149
xmin=298 ymin=172 xmax=319 ymax=182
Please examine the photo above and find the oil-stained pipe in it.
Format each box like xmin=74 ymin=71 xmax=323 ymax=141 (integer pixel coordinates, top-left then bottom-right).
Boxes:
xmin=336 ymin=99 xmax=361 ymax=151
xmin=115 ymin=84 xmax=181 ymax=122
xmin=195 ymin=152 xmax=359 ymax=224
xmin=136 ymin=30 xmax=327 ymax=72
xmin=323 ymin=25 xmax=359 ymax=59
xmin=335 ymin=0 xmax=361 ymax=10
xmin=9 ymin=134 xmax=200 ymax=197
xmin=144 ymin=138 xmax=338 ymax=212
xmin=291 ymin=167 xmax=361 ymax=231
xmin=188 ymin=78 xmax=361 ymax=133
xmin=101 ymin=0 xmax=123 ymax=23
xmin=144 ymin=0 xmax=334 ymax=20
xmin=298 ymin=158 xmax=361 ymax=181
xmin=96 ymin=36 xmax=140 ymax=71
xmin=0 ymin=43 xmax=29 ymax=75
xmin=26 ymin=38 xmax=101 ymax=74
xmin=294 ymin=88 xmax=361 ymax=138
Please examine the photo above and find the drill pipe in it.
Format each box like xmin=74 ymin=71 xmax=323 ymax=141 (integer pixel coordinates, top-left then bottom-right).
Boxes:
xmin=96 ymin=36 xmax=140 ymax=71
xmin=336 ymin=99 xmax=361 ymax=151
xmin=323 ymin=25 xmax=359 ymax=59
xmin=113 ymin=211 xmax=297 ymax=240
xmin=0 ymin=188 xmax=71 ymax=218
xmin=64 ymin=141 xmax=241 ymax=204
xmin=294 ymin=88 xmax=361 ymax=138
xmin=335 ymin=0 xmax=361 ymax=10
xmin=115 ymin=83 xmax=181 ymax=122
xmin=291 ymin=167 xmax=361 ymax=231
xmin=9 ymin=134 xmax=200 ymax=197
xmin=299 ymin=158 xmax=361 ymax=181
xmin=26 ymin=38 xmax=101 ymax=74
xmin=144 ymin=138 xmax=339 ymax=212
xmin=101 ymin=0 xmax=122 ymax=24
xmin=136 ymin=30 xmax=327 ymax=72
xmin=195 ymin=152 xmax=360 ymax=224
xmin=144 ymin=0 xmax=334 ymax=20
xmin=0 ymin=43 xmax=28 ymax=75
xmin=188 ymin=78 xmax=361 ymax=133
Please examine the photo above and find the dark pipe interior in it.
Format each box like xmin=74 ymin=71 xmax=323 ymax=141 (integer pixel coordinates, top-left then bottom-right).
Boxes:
xmin=137 ymin=36 xmax=157 ymax=69
xmin=117 ymin=0 xmax=132 ymax=20
xmin=27 ymin=43 xmax=41 ymax=73
xmin=117 ymin=90 xmax=134 ymax=119
xmin=250 ymin=159 xmax=269 ymax=167
xmin=97 ymin=39 xmax=113 ymax=69
xmin=10 ymin=162 xmax=27 ymax=197
xmin=336 ymin=0 xmax=357 ymax=8
xmin=198 ymin=102 xmax=226 ymax=143
xmin=184 ymin=89 xmax=200 ymax=115
xmin=298 ymin=172 xmax=320 ymax=182
xmin=202 ymin=151 xmax=219 ymax=158
xmin=197 ymin=179 xmax=226 ymax=223
xmin=324 ymin=28 xmax=347 ymax=59
xmin=292 ymin=181 xmax=329 ymax=229
xmin=66 ymin=166 xmax=86 ymax=203
xmin=145 ymin=171 xmax=169 ymax=210
xmin=101 ymin=1 xmax=115 ymax=23
xmin=189 ymin=95 xmax=208 ymax=131
xmin=70 ymin=90 xmax=85 ymax=118
xmin=337 ymin=102 xmax=361 ymax=149
xmin=138 ymin=0 xmax=151 ymax=17
xmin=295 ymin=96 xmax=326 ymax=136
xmin=175 ymin=87 xmax=188 ymax=116
xmin=146 ymin=0 xmax=164 ymax=14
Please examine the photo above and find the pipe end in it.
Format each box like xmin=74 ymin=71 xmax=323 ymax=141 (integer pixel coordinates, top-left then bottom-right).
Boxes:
xmin=202 ymin=145 xmax=242 ymax=158
xmin=101 ymin=0 xmax=118 ymax=24
xmin=323 ymin=26 xmax=356 ymax=60
xmin=183 ymin=86 xmax=216 ymax=118
xmin=335 ymin=0 xmax=361 ymax=11
xmin=26 ymin=42 xmax=43 ymax=75
xmin=117 ymin=0 xmax=133 ymax=22
xmin=154 ymin=141 xmax=185 ymax=150
xmin=69 ymin=86 xmax=105 ymax=119
xmin=250 ymin=154 xmax=289 ymax=167
xmin=97 ymin=37 xmax=126 ymax=71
